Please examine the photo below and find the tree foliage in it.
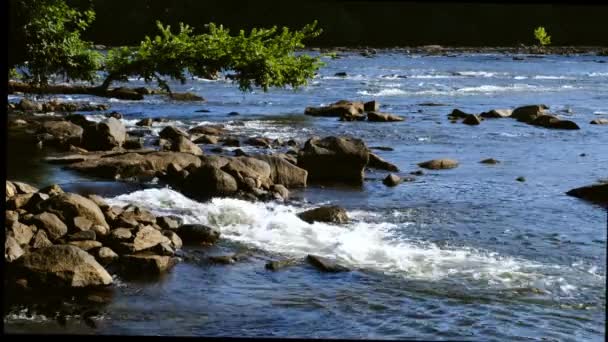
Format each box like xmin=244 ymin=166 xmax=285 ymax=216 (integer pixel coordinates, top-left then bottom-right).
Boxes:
xmin=12 ymin=0 xmax=103 ymax=86
xmin=534 ymin=26 xmax=551 ymax=46
xmin=102 ymin=21 xmax=324 ymax=93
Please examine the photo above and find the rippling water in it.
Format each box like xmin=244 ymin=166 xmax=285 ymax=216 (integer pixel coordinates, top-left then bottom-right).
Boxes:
xmin=5 ymin=51 xmax=607 ymax=340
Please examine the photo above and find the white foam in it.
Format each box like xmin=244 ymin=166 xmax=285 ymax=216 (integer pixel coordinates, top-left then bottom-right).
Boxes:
xmin=456 ymin=71 xmax=498 ymax=77
xmin=533 ymin=75 xmax=575 ymax=80
xmin=588 ymin=72 xmax=608 ymax=77
xmin=105 ymin=188 xmax=602 ymax=293
xmin=3 ymin=309 xmax=49 ymax=322
xmin=357 ymin=88 xmax=408 ymax=96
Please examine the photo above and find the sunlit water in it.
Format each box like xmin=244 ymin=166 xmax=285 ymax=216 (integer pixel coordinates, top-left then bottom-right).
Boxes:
xmin=5 ymin=51 xmax=607 ymax=340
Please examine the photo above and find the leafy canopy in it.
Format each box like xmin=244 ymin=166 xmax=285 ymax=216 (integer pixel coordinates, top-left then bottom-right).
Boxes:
xmin=103 ymin=21 xmax=324 ymax=93
xmin=14 ymin=0 xmax=103 ymax=86
xmin=534 ymin=26 xmax=551 ymax=46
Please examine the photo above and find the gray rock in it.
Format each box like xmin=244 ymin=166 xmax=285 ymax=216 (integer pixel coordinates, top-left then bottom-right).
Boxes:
xmin=73 ymin=216 xmax=93 ymax=232
xmin=566 ymin=183 xmax=608 ymax=207
xmin=12 ymin=181 xmax=39 ymax=194
xmin=590 ymin=118 xmax=608 ymax=125
xmin=157 ymin=216 xmax=181 ymax=230
xmin=265 ymin=259 xmax=299 ymax=271
xmin=511 ymin=105 xmax=548 ymax=123
xmin=297 ymin=206 xmax=349 ymax=224
xmin=110 ymin=228 xmax=133 ymax=242
xmin=159 ymin=126 xmax=188 ymax=140
xmin=463 ymin=114 xmax=482 ymax=125
xmin=39 ymin=184 xmax=64 ymax=196
xmin=82 ymin=117 xmax=126 ymax=151
xmin=480 ymin=158 xmax=500 ymax=164
xmin=97 ymin=247 xmax=119 ymax=265
xmin=367 ymin=112 xmax=404 ymax=122
xmin=162 ymin=230 xmax=183 ymax=250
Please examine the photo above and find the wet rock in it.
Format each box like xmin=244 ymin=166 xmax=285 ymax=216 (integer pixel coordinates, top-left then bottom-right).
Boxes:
xmin=86 ymin=195 xmax=109 ymax=211
xmin=417 ymin=159 xmax=459 ymax=170
xmin=82 ymin=118 xmax=126 ymax=151
xmin=68 ymin=240 xmax=102 ymax=251
xmin=480 ymin=109 xmax=512 ymax=118
xmin=5 ymin=210 xmax=19 ymax=226
xmin=367 ymin=112 xmax=404 ymax=122
xmin=159 ymin=126 xmax=189 ymax=141
xmin=135 ymin=118 xmax=153 ymax=127
xmin=462 ymin=114 xmax=482 ymax=125
xmin=511 ymin=105 xmax=548 ymax=123
xmin=32 ymin=212 xmax=68 ymax=241
xmin=480 ymin=158 xmax=500 ymax=164
xmin=6 ymin=181 xmax=17 ymax=198
xmin=531 ymin=115 xmax=580 ymax=130
xmin=39 ymin=184 xmax=64 ymax=196
xmin=133 ymin=226 xmax=171 ymax=252
xmin=22 ymin=192 xmax=50 ymax=212
xmin=253 ymin=155 xmax=308 ymax=188
xmin=40 ymin=121 xmax=84 ymax=141
xmin=192 ymin=134 xmax=219 ymax=144
xmin=340 ymin=111 xmax=366 ymax=121
xmin=119 ymin=253 xmax=178 ymax=275
xmin=447 ymin=109 xmax=471 ymax=119
xmin=208 ymin=255 xmax=236 ymax=264
xmin=32 ymin=230 xmax=53 ymax=249
xmin=368 ymin=153 xmax=399 ymax=172
xmin=16 ymin=245 xmax=112 ymax=288
xmin=157 ymin=216 xmax=181 ymax=230
xmin=188 ymin=125 xmax=225 ymax=136
xmin=181 ymin=165 xmax=239 ymax=196
xmin=305 ymin=100 xmax=364 ymax=117
xmin=516 ymin=176 xmax=526 ymax=182
xmin=410 ymin=170 xmax=424 ymax=176
xmin=364 ymin=100 xmax=379 ymax=112
xmin=153 ymin=242 xmax=175 ymax=256
xmin=124 ymin=138 xmax=144 ymax=150
xmin=12 ymin=181 xmax=39 ymax=194
xmin=105 ymin=111 xmax=123 ymax=120
xmin=383 ymin=174 xmax=402 ymax=187
xmin=590 ymin=119 xmax=608 ymax=125
xmin=96 ymin=247 xmax=119 ymax=265
xmin=8 ymin=222 xmax=35 ymax=246
xmin=234 ymin=149 xmax=248 ymax=157
xmin=369 ymin=146 xmax=394 ymax=151
xmin=566 ymin=183 xmax=608 ymax=207
xmin=162 ymin=231 xmax=183 ymax=250
xmin=222 ymin=137 xmax=241 ymax=147
xmin=297 ymin=206 xmax=349 ymax=224
xmin=271 ymin=184 xmax=290 ymax=200
xmin=177 ymin=224 xmax=221 ymax=245
xmin=265 ymin=259 xmax=299 ymax=271
xmin=18 ymin=98 xmax=43 ymax=111
xmin=169 ymin=92 xmax=204 ymax=101
xmin=39 ymin=193 xmax=109 ymax=229
xmin=298 ymin=136 xmax=369 ymax=185
xmin=65 ymin=114 xmax=92 ymax=127
xmin=5 ymin=236 xmax=25 ymax=262
xmin=306 ymin=255 xmax=350 ymax=272
xmin=227 ymin=112 xmax=239 ymax=116
xmin=109 ymin=228 xmax=133 ymax=242
xmin=68 ymin=230 xmax=96 ymax=241
xmin=245 ymin=137 xmax=272 ymax=148
xmin=334 ymin=72 xmax=347 ymax=77
xmin=166 ymin=136 xmax=203 ymax=156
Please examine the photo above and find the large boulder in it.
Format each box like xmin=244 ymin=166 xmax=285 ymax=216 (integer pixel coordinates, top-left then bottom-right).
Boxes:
xmin=305 ymin=100 xmax=364 ymax=117
xmin=480 ymin=109 xmax=512 ymax=118
xmin=297 ymin=206 xmax=349 ymax=224
xmin=530 ymin=115 xmax=580 ymax=130
xmin=12 ymin=181 xmax=39 ymax=194
xmin=15 ymin=245 xmax=113 ymax=288
xmin=181 ymin=165 xmax=239 ymax=197
xmin=133 ymin=226 xmax=171 ymax=252
xmin=38 ymin=193 xmax=109 ymax=229
xmin=418 ymin=159 xmax=459 ymax=170
xmin=188 ymin=125 xmax=225 ymax=136
xmin=306 ymin=255 xmax=350 ymax=272
xmin=5 ymin=236 xmax=25 ymax=262
xmin=31 ymin=212 xmax=68 ymax=241
xmin=566 ymin=183 xmax=608 ymax=207
xmin=511 ymin=105 xmax=548 ymax=123
xmin=165 ymin=136 xmax=203 ymax=156
xmin=159 ymin=126 xmax=188 ymax=141
xmin=17 ymin=98 xmax=43 ymax=111
xmin=462 ymin=114 xmax=482 ymax=125
xmin=82 ymin=118 xmax=126 ymax=150
xmin=119 ymin=254 xmax=178 ymax=275
xmin=366 ymin=112 xmax=404 ymax=122
xmin=590 ymin=119 xmax=608 ymax=125
xmin=40 ymin=120 xmax=83 ymax=140
xmin=298 ymin=136 xmax=370 ymax=185
xmin=253 ymin=155 xmax=308 ymax=188
xmin=177 ymin=224 xmax=221 ymax=244
xmin=7 ymin=222 xmax=35 ymax=246
xmin=383 ymin=173 xmax=402 ymax=187
xmin=220 ymin=157 xmax=273 ymax=189
xmin=368 ymin=153 xmax=399 ymax=172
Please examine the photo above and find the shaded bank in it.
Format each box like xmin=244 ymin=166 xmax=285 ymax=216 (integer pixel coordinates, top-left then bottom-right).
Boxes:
xmin=63 ymin=0 xmax=608 ymax=47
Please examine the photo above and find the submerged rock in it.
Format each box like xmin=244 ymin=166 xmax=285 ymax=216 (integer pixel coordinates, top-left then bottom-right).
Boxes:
xmin=383 ymin=173 xmax=402 ymax=187
xmin=177 ymin=224 xmax=221 ymax=244
xmin=119 ymin=253 xmax=178 ymax=275
xmin=367 ymin=112 xmax=404 ymax=122
xmin=265 ymin=258 xmax=299 ymax=271
xmin=297 ymin=206 xmax=349 ymax=224
xmin=462 ymin=114 xmax=482 ymax=125
xmin=480 ymin=109 xmax=512 ymax=118
xmin=305 ymin=100 xmax=364 ymax=117
xmin=590 ymin=119 xmax=608 ymax=125
xmin=480 ymin=158 xmax=500 ymax=164
xmin=306 ymin=255 xmax=350 ymax=272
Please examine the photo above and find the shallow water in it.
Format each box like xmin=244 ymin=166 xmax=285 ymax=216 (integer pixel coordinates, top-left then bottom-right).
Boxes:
xmin=5 ymin=51 xmax=607 ymax=340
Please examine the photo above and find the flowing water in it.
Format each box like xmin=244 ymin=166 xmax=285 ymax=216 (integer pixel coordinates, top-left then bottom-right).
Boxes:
xmin=5 ymin=51 xmax=607 ymax=341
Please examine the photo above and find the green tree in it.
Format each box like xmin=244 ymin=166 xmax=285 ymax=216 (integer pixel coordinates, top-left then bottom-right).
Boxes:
xmin=534 ymin=26 xmax=552 ymax=46
xmin=11 ymin=0 xmax=103 ymax=86
xmin=101 ymin=21 xmax=324 ymax=94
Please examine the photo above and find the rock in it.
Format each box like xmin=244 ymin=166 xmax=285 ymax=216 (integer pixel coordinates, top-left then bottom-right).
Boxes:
xmin=162 ymin=231 xmax=183 ymax=250
xmin=480 ymin=109 xmax=512 ymax=118
xmin=480 ymin=158 xmax=500 ymax=164
xmin=168 ymin=136 xmax=203 ymax=155
xmin=340 ymin=112 xmax=366 ymax=121
xmin=447 ymin=109 xmax=471 ymax=119
xmin=265 ymin=259 xmax=299 ymax=271
xmin=530 ymin=115 xmax=580 ymax=130
xmin=105 ymin=112 xmax=122 ymax=120
xmin=177 ymin=224 xmax=221 ymax=244
xmin=133 ymin=226 xmax=171 ymax=252
xmin=110 ymin=228 xmax=133 ymax=242
xmin=462 ymin=114 xmax=482 ymax=125
xmin=65 ymin=114 xmax=92 ymax=127
xmin=253 ymin=155 xmax=308 ymax=188
xmin=119 ymin=254 xmax=178 ymax=275
xmin=16 ymin=245 xmax=112 ymax=287
xmin=108 ymin=87 xmax=144 ymax=100
xmin=383 ymin=174 xmax=402 ymax=187
xmin=271 ymin=184 xmax=290 ymax=200
xmin=297 ymin=206 xmax=349 ymax=224
xmin=208 ymin=255 xmax=236 ymax=264
xmin=86 ymin=195 xmax=109 ymax=210
xmin=97 ymin=247 xmax=119 ymax=265
xmin=245 ymin=137 xmax=272 ymax=148
xmin=369 ymin=146 xmax=394 ymax=151
xmin=334 ymin=72 xmax=347 ymax=77
xmin=32 ymin=212 xmax=68 ymax=241
xmin=8 ymin=222 xmax=35 ymax=246
xmin=12 ymin=181 xmax=39 ymax=194
xmin=91 ymin=225 xmax=110 ymax=237
xmin=154 ymin=242 xmax=175 ymax=256
xmin=6 ymin=210 xmax=19 ymax=226
xmin=222 ymin=137 xmax=240 ymax=147
xmin=68 ymin=240 xmax=102 ymax=251
xmin=157 ymin=216 xmax=180 ymax=230
xmin=169 ymin=92 xmax=204 ymax=101
xmin=306 ymin=255 xmax=350 ymax=272
xmin=364 ymin=100 xmax=380 ymax=112
xmin=590 ymin=119 xmax=608 ymax=125
xmin=298 ymin=136 xmax=369 ymax=185
xmin=72 ymin=216 xmax=93 ymax=232
xmin=188 ymin=125 xmax=225 ymax=136
xmin=511 ymin=105 xmax=548 ymax=123
xmin=181 ymin=165 xmax=238 ymax=197
xmin=367 ymin=112 xmax=404 ymax=122
xmin=6 ymin=194 xmax=35 ymax=210
xmin=6 ymin=181 xmax=17 ymax=198
xmin=410 ymin=170 xmax=424 ymax=176
xmin=31 ymin=230 xmax=53 ymax=249
xmin=417 ymin=159 xmax=459 ymax=170
xmin=39 ymin=193 xmax=109 ymax=229
xmin=121 ymin=205 xmax=157 ymax=225
xmin=112 ymin=242 xmax=136 ymax=255
xmin=516 ymin=176 xmax=526 ymax=182
xmin=136 ymin=118 xmax=153 ymax=127
xmin=566 ymin=183 xmax=608 ymax=207
xmin=18 ymin=98 xmax=43 ymax=111
xmin=82 ymin=118 xmax=126 ymax=151
xmin=368 ymin=153 xmax=399 ymax=172
xmin=5 ymin=236 xmax=25 ymax=262
xmin=68 ymin=230 xmax=96 ymax=241
xmin=233 ymin=149 xmax=248 ymax=157
xmin=39 ymin=184 xmax=64 ymax=196
xmin=124 ymin=138 xmax=144 ymax=150
xmin=159 ymin=126 xmax=188 ymax=140
xmin=22 ymin=192 xmax=50 ymax=212
xmin=192 ymin=134 xmax=219 ymax=144
xmin=40 ymin=121 xmax=84 ymax=140
xmin=227 ymin=111 xmax=239 ymax=116
xmin=305 ymin=100 xmax=364 ymax=117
